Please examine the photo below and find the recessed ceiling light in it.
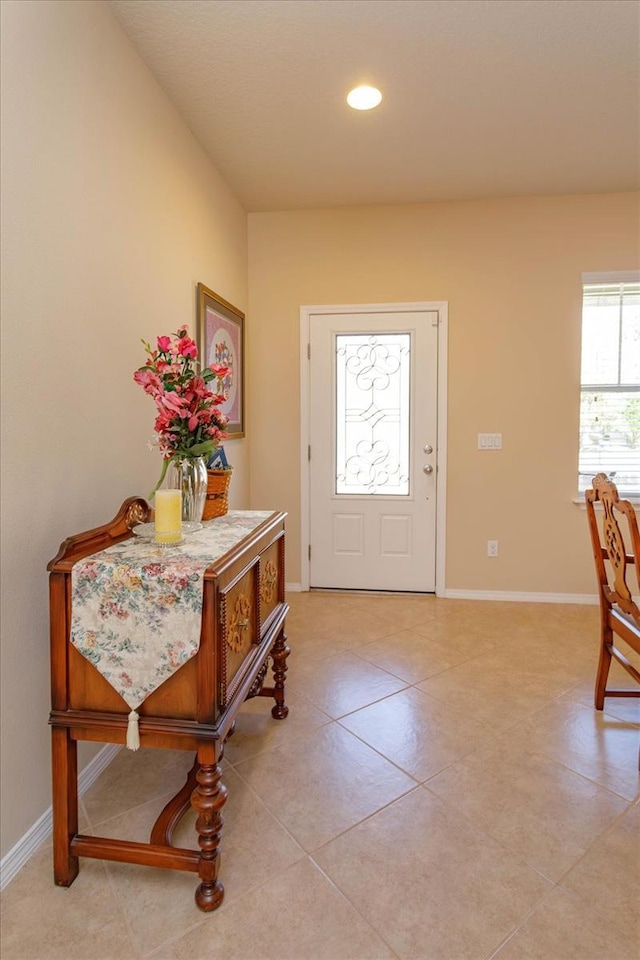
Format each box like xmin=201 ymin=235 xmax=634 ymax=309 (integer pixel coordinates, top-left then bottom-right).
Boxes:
xmin=347 ymin=85 xmax=382 ymax=111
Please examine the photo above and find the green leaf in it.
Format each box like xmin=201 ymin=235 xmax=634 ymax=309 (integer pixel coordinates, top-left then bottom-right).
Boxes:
xmin=175 ymin=440 xmax=215 ymax=457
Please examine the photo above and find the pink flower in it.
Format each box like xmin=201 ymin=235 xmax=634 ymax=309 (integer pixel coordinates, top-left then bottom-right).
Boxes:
xmin=133 ymin=368 xmax=161 ymax=395
xmin=188 ymin=376 xmax=208 ymax=398
xmin=134 ymin=328 xmax=230 ymax=495
xmin=209 ymin=363 xmax=232 ymax=382
xmin=157 ymin=391 xmax=188 ymax=415
xmin=177 ymin=336 xmax=198 ymax=359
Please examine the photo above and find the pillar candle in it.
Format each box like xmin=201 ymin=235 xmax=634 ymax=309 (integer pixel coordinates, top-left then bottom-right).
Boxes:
xmin=154 ymin=489 xmax=182 ymax=544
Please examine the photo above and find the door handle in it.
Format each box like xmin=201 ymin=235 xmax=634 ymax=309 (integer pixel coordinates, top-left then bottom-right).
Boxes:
xmin=423 ymin=444 xmax=433 ymax=454
xmin=423 ymin=464 xmax=434 ymax=475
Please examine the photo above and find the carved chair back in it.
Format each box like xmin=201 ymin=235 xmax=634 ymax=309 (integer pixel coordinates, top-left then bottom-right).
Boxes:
xmin=585 ymin=474 xmax=640 ymax=726
xmin=585 ymin=473 xmax=640 ymax=626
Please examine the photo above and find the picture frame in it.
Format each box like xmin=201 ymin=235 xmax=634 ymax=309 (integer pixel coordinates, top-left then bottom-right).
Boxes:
xmin=197 ymin=283 xmax=245 ymax=439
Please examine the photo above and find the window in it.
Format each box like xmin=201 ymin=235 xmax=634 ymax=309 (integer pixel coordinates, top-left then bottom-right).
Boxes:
xmin=579 ymin=278 xmax=640 ymax=498
xmin=335 ymin=333 xmax=410 ymax=495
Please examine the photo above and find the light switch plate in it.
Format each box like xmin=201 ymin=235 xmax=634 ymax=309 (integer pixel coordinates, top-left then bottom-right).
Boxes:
xmin=478 ymin=433 xmax=502 ymax=450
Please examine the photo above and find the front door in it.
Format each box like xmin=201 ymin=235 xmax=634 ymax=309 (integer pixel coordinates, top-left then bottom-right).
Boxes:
xmin=309 ymin=308 xmax=440 ymax=592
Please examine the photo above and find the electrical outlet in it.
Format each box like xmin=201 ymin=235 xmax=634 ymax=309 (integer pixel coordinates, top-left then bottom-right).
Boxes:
xmin=487 ymin=540 xmax=498 ymax=557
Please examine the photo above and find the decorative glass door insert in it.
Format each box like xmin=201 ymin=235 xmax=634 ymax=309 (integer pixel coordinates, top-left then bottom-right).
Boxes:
xmin=335 ymin=333 xmax=410 ymax=495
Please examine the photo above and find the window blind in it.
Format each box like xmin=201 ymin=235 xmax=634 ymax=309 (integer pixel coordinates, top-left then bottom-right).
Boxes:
xmin=579 ymin=282 xmax=640 ymax=496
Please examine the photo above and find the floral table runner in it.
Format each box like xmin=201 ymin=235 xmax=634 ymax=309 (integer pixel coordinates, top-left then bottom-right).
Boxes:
xmin=70 ymin=511 xmax=272 ymax=748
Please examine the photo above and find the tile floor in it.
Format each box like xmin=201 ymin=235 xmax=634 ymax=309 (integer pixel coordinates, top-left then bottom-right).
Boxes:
xmin=1 ymin=592 xmax=639 ymax=960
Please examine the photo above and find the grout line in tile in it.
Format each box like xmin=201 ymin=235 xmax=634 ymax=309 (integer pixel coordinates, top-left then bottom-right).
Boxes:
xmin=308 ymin=854 xmax=404 ymax=960
xmin=85 ymin=788 xmax=181 ymax=833
xmin=221 ymin=758 xmax=310 ymax=853
xmin=232 ymin=736 xmax=420 ymax=855
xmin=6 ymin=597 xmax=635 ymax=960
xmin=550 ymin=794 xmax=639 ymax=892
xmin=419 ymin=751 xmax=634 ymax=889
xmin=142 ymin=911 xmax=211 ymax=960
xmin=333 ymin=709 xmax=492 ymax=785
xmin=304 ymin=782 xmax=424 ymax=854
xmin=102 ymin=855 xmax=146 ymax=959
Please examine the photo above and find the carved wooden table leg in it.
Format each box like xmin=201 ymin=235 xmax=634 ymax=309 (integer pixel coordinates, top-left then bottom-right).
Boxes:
xmin=270 ymin=628 xmax=290 ymax=719
xmin=191 ymin=746 xmax=228 ymax=911
xmin=51 ymin=727 xmax=79 ymax=886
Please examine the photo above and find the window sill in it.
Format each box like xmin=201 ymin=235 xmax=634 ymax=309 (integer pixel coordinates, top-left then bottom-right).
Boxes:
xmin=573 ymin=497 xmax=640 ymax=509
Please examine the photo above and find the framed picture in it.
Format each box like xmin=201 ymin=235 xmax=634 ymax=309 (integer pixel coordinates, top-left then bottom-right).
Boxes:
xmin=197 ymin=283 xmax=245 ymax=439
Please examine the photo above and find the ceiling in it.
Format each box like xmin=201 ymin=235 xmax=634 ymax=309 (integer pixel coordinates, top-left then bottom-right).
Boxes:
xmin=109 ymin=0 xmax=639 ymax=212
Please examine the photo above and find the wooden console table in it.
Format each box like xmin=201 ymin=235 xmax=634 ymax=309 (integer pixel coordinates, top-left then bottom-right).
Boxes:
xmin=48 ymin=499 xmax=289 ymax=911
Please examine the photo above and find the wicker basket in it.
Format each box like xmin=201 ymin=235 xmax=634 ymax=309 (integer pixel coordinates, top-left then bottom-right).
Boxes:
xmin=202 ymin=467 xmax=233 ymax=521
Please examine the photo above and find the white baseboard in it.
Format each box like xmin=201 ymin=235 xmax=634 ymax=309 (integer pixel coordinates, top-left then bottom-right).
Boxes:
xmin=442 ymin=589 xmax=599 ymax=605
xmin=288 ymin=583 xmax=598 ymax=605
xmin=0 ymin=743 xmax=121 ymax=892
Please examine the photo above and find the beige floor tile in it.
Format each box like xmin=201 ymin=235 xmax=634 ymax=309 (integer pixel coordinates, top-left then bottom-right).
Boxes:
xmin=293 ymin=652 xmax=408 ymax=718
xmin=287 ymin=589 xmax=357 ymax=611
xmin=339 ymin=686 xmax=495 ymax=781
xmin=221 ymin=689 xmax=331 ymax=764
xmin=411 ymin=612 xmax=500 ymax=647
xmin=563 ymin=658 xmax=640 ymax=723
xmin=416 ymin=654 xmax=575 ymax=731
xmin=286 ymin=597 xmax=400 ymax=648
xmin=234 ymin=722 xmax=415 ymax=851
xmin=427 ymin=596 xmax=498 ymax=620
xmin=568 ymin=690 xmax=640 ymax=724
xmin=286 ymin=591 xmax=438 ymax=658
xmin=0 ymin=843 xmax=139 ymax=959
xmin=97 ymin=767 xmax=306 ymax=955
xmin=287 ymin=628 xmax=363 ymax=661
xmin=314 ymin=788 xmax=551 ymax=960
xmin=83 ymin=747 xmax=196 ymax=828
xmin=150 ymin=858 xmax=397 ymax=960
xmin=171 ymin=768 xmax=306 ymax=895
xmin=346 ymin=592 xmax=440 ymax=630
xmin=7 ymin=596 xmax=638 ymax=960
xmin=560 ymin=802 xmax=640 ymax=941
xmin=491 ymin=885 xmax=639 ymax=960
xmin=478 ymin=602 xmax=598 ymax=633
xmin=426 ymin=739 xmax=629 ymax=881
xmin=353 ymin=628 xmax=492 ymax=684
xmin=601 ymin=698 xmax=640 ymax=723
xmin=475 ymin=633 xmax=597 ymax=686
xmin=501 ymin=698 xmax=640 ymax=801
xmin=99 ymin=861 xmax=203 ymax=957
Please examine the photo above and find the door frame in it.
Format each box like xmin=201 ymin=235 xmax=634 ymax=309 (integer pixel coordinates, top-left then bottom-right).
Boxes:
xmin=299 ymin=301 xmax=448 ymax=595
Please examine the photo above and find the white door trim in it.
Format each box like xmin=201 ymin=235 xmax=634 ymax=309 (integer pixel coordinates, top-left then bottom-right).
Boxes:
xmin=300 ymin=301 xmax=448 ymax=595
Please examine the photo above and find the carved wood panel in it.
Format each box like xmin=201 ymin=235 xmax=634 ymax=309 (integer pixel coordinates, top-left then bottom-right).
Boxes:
xmin=259 ymin=539 xmax=283 ymax=634
xmin=219 ymin=564 xmax=258 ymax=704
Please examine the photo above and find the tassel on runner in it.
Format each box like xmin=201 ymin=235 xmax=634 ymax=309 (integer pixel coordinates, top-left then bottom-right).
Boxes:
xmin=126 ymin=709 xmax=140 ymax=751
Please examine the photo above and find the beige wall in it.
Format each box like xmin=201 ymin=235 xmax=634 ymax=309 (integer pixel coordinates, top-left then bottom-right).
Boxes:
xmin=2 ymin=0 xmax=638 ymax=868
xmin=0 ymin=0 xmax=248 ymax=857
xmin=248 ymin=195 xmax=639 ymax=592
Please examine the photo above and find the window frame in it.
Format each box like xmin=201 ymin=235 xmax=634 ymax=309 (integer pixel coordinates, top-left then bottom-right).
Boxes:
xmin=578 ymin=271 xmax=640 ymax=502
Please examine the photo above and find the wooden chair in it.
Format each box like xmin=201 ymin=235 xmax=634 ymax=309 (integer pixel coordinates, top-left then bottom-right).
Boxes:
xmin=585 ymin=473 xmax=640 ymax=710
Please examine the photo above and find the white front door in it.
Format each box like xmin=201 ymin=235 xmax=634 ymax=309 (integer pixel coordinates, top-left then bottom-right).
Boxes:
xmin=308 ymin=308 xmax=441 ymax=592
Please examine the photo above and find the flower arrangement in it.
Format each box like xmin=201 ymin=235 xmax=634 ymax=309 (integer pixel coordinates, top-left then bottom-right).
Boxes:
xmin=134 ymin=327 xmax=231 ymax=498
